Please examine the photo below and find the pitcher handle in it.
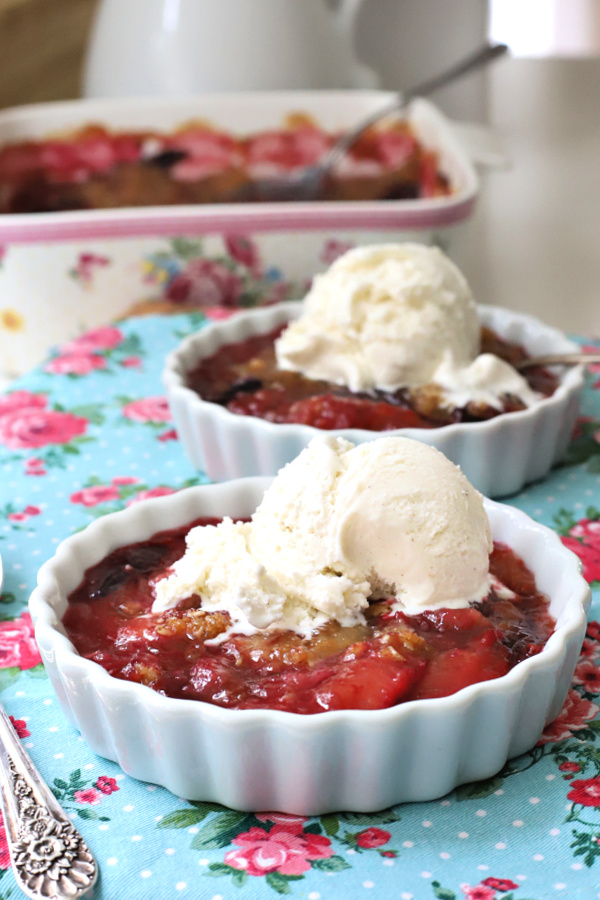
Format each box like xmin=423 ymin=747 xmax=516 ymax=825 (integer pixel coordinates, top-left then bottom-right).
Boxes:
xmin=329 ymin=0 xmax=380 ymax=89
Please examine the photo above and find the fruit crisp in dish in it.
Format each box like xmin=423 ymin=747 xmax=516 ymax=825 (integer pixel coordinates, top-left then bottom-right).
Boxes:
xmin=0 ymin=118 xmax=451 ymax=214
xmin=62 ymin=437 xmax=555 ymax=714
xmin=186 ymin=243 xmax=558 ymax=430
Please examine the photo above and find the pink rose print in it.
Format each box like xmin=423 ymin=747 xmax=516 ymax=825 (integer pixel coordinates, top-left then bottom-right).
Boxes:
xmin=126 ymin=487 xmax=175 ymax=506
xmin=63 ymin=326 xmax=123 ymax=354
xmin=481 ymin=877 xmax=519 ymax=892
xmin=0 ymin=813 xmax=10 ymax=870
xmin=0 ymin=391 xmax=46 ymax=418
xmin=122 ymin=396 xmax=171 ymax=424
xmin=224 ymin=235 xmax=261 ymax=274
xmin=24 ymin=457 xmax=46 ymax=477
xmin=71 ymin=253 xmax=110 ymax=284
xmin=0 ymin=408 xmax=87 ymax=449
xmin=204 ymin=307 xmax=237 ymax=321
xmin=539 ymin=688 xmax=600 ymax=744
xmin=0 ymin=612 xmax=41 ymax=670
xmin=95 ymin=776 xmax=119 ymax=795
xmin=461 ymin=885 xmax=496 ymax=900
xmin=224 ymin=824 xmax=333 ymax=877
xmin=355 ymin=827 xmax=391 ymax=849
xmin=7 ymin=512 xmax=28 ymax=522
xmin=573 ymin=657 xmax=600 ymax=693
xmin=255 ymin=812 xmax=307 ymax=828
xmin=9 ymin=716 xmax=30 ymax=739
xmin=320 ymin=238 xmax=355 ymax=266
xmin=120 ymin=356 xmax=142 ymax=368
xmin=70 ymin=484 xmax=120 ymax=507
xmin=45 ymin=353 xmax=107 ymax=376
xmin=24 ymin=505 xmax=41 ymax=516
xmin=167 ymin=258 xmax=243 ymax=308
xmin=111 ymin=476 xmax=139 ymax=486
xmin=74 ymin=788 xmax=101 ymax=806
xmin=568 ymin=776 xmax=600 ymax=807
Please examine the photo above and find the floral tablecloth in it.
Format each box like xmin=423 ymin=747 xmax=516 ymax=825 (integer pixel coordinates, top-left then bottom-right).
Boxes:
xmin=1 ymin=312 xmax=600 ymax=900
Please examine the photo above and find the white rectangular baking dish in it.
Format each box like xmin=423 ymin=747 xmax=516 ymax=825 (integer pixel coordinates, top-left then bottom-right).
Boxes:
xmin=0 ymin=91 xmax=487 ymax=376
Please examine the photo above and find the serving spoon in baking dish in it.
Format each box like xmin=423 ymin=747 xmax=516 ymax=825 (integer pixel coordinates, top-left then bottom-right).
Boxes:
xmin=229 ymin=41 xmax=509 ymax=203
xmin=515 ymin=352 xmax=600 ymax=370
xmin=0 ymin=558 xmax=98 ymax=899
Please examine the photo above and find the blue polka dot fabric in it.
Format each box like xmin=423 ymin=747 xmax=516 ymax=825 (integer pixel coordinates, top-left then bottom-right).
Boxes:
xmin=1 ymin=313 xmax=600 ymax=900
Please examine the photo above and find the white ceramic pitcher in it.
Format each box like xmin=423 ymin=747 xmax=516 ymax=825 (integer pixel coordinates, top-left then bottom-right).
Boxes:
xmin=83 ymin=0 xmax=379 ymax=97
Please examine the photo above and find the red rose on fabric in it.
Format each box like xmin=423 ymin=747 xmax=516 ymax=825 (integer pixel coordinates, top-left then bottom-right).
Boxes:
xmin=74 ymin=789 xmax=101 ymax=806
xmin=0 ymin=408 xmax=87 ymax=449
xmin=481 ymin=877 xmax=519 ymax=891
xmin=157 ymin=429 xmax=178 ymax=442
xmin=224 ymin=235 xmax=261 ymax=273
xmin=538 ymin=688 xmax=600 ymax=744
xmin=9 ymin=716 xmax=30 ymax=739
xmin=560 ymin=534 xmax=600 ymax=584
xmin=167 ymin=259 xmax=243 ymax=308
xmin=0 ymin=391 xmax=47 ymax=417
xmin=587 ymin=621 xmax=600 ymax=641
xmin=461 ymin=885 xmax=496 ymax=900
xmin=70 ymin=484 xmax=120 ymax=507
xmin=559 ymin=761 xmax=581 ymax=772
xmin=95 ymin=776 xmax=119 ymax=795
xmin=568 ymin=777 xmax=600 ymax=807
xmin=355 ymin=827 xmax=391 ymax=849
xmin=224 ymin=825 xmax=333 ymax=877
xmin=0 ymin=613 xmax=41 ymax=670
xmin=24 ymin=506 xmax=41 ymax=516
xmin=63 ymin=326 xmax=123 ymax=354
xmin=111 ymin=476 xmax=139 ymax=486
xmin=122 ymin=396 xmax=171 ymax=424
xmin=573 ymin=658 xmax=600 ymax=693
xmin=0 ymin=812 xmax=10 ymax=869
xmin=45 ymin=353 xmax=107 ymax=376
xmin=126 ymin=487 xmax=175 ymax=506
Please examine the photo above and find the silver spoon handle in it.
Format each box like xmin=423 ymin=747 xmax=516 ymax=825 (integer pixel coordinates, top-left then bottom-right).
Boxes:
xmin=323 ymin=42 xmax=509 ymax=174
xmin=516 ymin=352 xmax=600 ymax=371
xmin=0 ymin=704 xmax=97 ymax=898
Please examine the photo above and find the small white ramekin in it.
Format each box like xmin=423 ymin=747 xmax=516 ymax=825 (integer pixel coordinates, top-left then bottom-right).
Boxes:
xmin=30 ymin=479 xmax=590 ymax=814
xmin=163 ymin=302 xmax=584 ymax=497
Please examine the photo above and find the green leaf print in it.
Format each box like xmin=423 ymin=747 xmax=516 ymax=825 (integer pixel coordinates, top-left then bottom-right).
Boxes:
xmin=431 ymin=881 xmax=456 ymax=900
xmin=0 ymin=667 xmax=21 ymax=692
xmin=320 ymin=814 xmax=340 ymax=836
xmin=311 ymin=855 xmax=351 ymax=872
xmin=454 ymin=775 xmax=504 ymax=801
xmin=190 ymin=812 xmax=254 ymax=850
xmin=339 ymin=809 xmax=400 ymax=826
xmin=265 ymin=872 xmax=302 ymax=894
xmin=157 ymin=808 xmax=214 ymax=830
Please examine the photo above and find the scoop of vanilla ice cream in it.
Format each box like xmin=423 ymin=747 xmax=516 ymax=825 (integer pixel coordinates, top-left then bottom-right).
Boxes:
xmin=275 ymin=243 xmax=480 ymax=392
xmin=251 ymin=436 xmax=492 ymax=617
xmin=153 ymin=435 xmax=493 ymax=636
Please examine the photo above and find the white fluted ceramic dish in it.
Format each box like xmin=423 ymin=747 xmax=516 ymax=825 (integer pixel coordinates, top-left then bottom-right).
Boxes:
xmin=162 ymin=303 xmax=584 ymax=497
xmin=29 ymin=480 xmax=590 ymax=814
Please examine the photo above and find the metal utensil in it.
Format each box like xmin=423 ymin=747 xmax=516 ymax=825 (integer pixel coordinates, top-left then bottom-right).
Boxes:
xmin=230 ymin=41 xmax=508 ymax=202
xmin=0 ymin=558 xmax=97 ymax=898
xmin=515 ymin=352 xmax=600 ymax=371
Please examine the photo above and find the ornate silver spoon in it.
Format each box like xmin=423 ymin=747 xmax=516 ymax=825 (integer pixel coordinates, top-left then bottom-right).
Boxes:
xmin=0 ymin=554 xmax=97 ymax=898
